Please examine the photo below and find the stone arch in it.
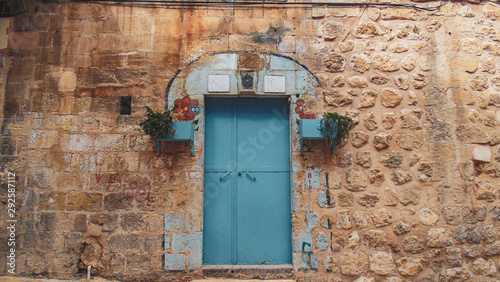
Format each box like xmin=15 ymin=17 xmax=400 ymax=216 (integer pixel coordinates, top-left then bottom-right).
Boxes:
xmin=165 ymin=52 xmax=322 ymax=122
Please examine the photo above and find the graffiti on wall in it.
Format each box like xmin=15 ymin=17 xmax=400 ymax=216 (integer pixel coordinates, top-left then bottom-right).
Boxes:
xmin=95 ymin=160 xmax=152 ymax=206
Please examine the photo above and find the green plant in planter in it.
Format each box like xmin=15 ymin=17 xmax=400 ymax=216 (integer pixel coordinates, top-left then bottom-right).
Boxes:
xmin=139 ymin=105 xmax=177 ymax=139
xmin=323 ymin=112 xmax=354 ymax=146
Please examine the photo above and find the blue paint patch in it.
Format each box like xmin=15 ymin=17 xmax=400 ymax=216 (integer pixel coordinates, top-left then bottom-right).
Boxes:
xmin=316 ymin=232 xmax=328 ymax=250
xmin=171 ymin=232 xmax=203 ymax=252
xmin=306 ymin=211 xmax=318 ymax=232
xmin=164 ymin=212 xmax=186 ymax=232
xmin=164 ymin=253 xmax=186 ymax=271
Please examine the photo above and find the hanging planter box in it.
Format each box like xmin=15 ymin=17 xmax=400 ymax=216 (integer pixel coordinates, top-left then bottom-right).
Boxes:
xmin=298 ymin=119 xmax=338 ymax=154
xmin=155 ymin=121 xmax=195 ymax=156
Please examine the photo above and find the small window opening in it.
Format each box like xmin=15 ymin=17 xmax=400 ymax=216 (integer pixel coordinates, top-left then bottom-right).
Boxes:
xmin=120 ymin=96 xmax=131 ymax=115
xmin=0 ymin=1 xmax=12 ymax=18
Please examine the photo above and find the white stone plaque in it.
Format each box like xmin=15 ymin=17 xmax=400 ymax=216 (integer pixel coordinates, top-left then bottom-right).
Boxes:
xmin=305 ymin=169 xmax=320 ymax=189
xmin=208 ymin=74 xmax=230 ymax=92
xmin=264 ymin=75 xmax=286 ymax=93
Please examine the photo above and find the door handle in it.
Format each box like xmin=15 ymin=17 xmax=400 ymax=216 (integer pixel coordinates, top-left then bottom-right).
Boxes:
xmin=245 ymin=172 xmax=256 ymax=181
xmin=220 ymin=171 xmax=231 ymax=181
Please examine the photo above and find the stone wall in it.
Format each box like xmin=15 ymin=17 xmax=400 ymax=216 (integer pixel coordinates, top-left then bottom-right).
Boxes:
xmin=1 ymin=0 xmax=500 ymax=281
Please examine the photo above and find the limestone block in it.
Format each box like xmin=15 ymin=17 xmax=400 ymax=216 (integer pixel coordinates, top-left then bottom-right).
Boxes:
xmin=388 ymin=42 xmax=409 ymax=53
xmin=359 ymin=90 xmax=377 ymax=109
xmin=427 ymin=228 xmax=454 ymax=248
xmin=396 ymin=257 xmax=428 ymax=276
xmin=61 ymin=134 xmax=93 ymax=152
xmin=29 ymin=130 xmax=60 ymax=149
xmin=326 ymin=171 xmax=342 ymax=189
xmin=324 ymin=256 xmax=339 ymax=272
xmin=312 ymin=6 xmax=325 ymax=18
xmin=373 ymin=53 xmax=400 ymax=72
xmin=323 ymin=21 xmax=347 ymax=40
xmin=347 ymin=231 xmax=360 ymax=248
xmin=336 ymin=210 xmax=352 ymax=230
xmin=395 ymin=134 xmax=422 ymax=150
xmin=394 ymin=75 xmax=409 ymax=90
xmin=26 ymin=168 xmax=53 ymax=189
xmin=379 ymin=151 xmax=404 ymax=168
xmin=419 ymin=208 xmax=439 ymax=226
xmin=323 ymin=52 xmax=346 ymax=72
xmin=393 ymin=219 xmax=410 ymax=235
xmin=355 ymin=151 xmax=372 ymax=168
xmin=353 ymin=211 xmax=370 ymax=229
xmin=445 ymin=247 xmax=461 ymax=267
xmin=347 ymin=76 xmax=368 ymax=88
xmin=369 ymin=252 xmax=395 ymax=275
xmin=340 ymin=251 xmax=369 ymax=275
xmin=469 ymin=74 xmax=489 ymax=91
xmin=353 ymin=22 xmax=382 ymax=38
xmin=381 ymin=88 xmax=403 ymax=107
xmin=384 ymin=187 xmax=398 ymax=206
xmin=109 ymin=234 xmax=141 ymax=251
xmin=338 ymin=192 xmax=355 ymax=207
xmin=368 ymin=169 xmax=385 ymax=186
xmin=474 ymin=146 xmax=491 ymax=162
xmin=455 ymin=225 xmax=481 ymax=244
xmin=370 ymin=73 xmax=390 ymax=84
xmin=403 ymin=236 xmax=425 ymax=254
xmin=462 ymin=38 xmax=483 ymax=54
xmin=364 ymin=111 xmax=378 ymax=131
xmin=481 ymin=57 xmax=496 ymax=74
xmin=446 ymin=266 xmax=471 ymax=281
xmin=472 ymin=258 xmax=497 ymax=276
xmin=357 ymin=193 xmax=379 ymax=208
xmin=346 ymin=169 xmax=368 ymax=191
xmin=382 ymin=112 xmax=396 ymax=129
xmin=484 ymin=241 xmax=500 ymax=256
xmin=324 ymin=90 xmax=353 ymax=107
xmin=331 ymin=74 xmax=345 ymax=87
xmin=373 ymin=132 xmax=392 ymax=150
xmin=391 ymin=170 xmax=413 ymax=185
xmin=401 ymin=54 xmax=416 ymax=71
xmin=349 ymin=53 xmax=371 ymax=73
xmin=464 ymin=245 xmax=482 ymax=258
xmin=95 ymin=134 xmax=124 ymax=151
xmin=352 ymin=131 xmax=369 ymax=148
xmin=483 ymin=42 xmax=500 ymax=56
xmin=381 ymin=7 xmax=427 ymax=21
xmin=408 ymin=153 xmax=421 ymax=167
xmin=362 ymin=230 xmax=387 ymax=250
xmin=462 ymin=205 xmax=487 ymax=224
xmin=442 ymin=206 xmax=462 ymax=226
xmin=370 ymin=208 xmax=393 ymax=228
xmin=339 ymin=40 xmax=354 ymax=52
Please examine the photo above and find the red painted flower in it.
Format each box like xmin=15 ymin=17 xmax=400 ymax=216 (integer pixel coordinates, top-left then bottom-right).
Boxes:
xmin=295 ymin=99 xmax=315 ymax=119
xmin=174 ymin=96 xmax=200 ymax=121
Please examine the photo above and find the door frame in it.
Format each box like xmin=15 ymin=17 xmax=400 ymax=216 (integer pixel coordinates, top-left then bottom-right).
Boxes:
xmin=201 ymin=95 xmax=294 ymax=267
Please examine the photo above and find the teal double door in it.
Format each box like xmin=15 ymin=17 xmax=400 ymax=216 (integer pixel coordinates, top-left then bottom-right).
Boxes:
xmin=203 ymin=98 xmax=292 ymax=265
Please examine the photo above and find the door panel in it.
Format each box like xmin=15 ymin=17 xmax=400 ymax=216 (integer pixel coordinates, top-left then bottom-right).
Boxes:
xmin=236 ymin=172 xmax=292 ymax=264
xmin=203 ymin=98 xmax=291 ymax=265
xmin=236 ymin=99 xmax=290 ymax=171
xmin=203 ymin=172 xmax=233 ymax=265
